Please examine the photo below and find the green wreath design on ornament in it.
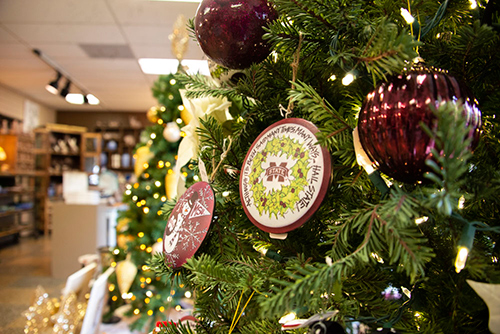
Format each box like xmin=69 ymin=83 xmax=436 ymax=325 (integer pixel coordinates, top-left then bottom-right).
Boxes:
xmin=249 ymin=137 xmax=311 ymax=219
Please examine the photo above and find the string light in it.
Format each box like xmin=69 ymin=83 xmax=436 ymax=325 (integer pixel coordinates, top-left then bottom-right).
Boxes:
xmin=469 ymin=0 xmax=477 ymax=9
xmin=455 ymin=223 xmax=476 ymax=273
xmin=415 ymin=216 xmax=429 ymax=225
xmin=147 ymin=310 xmax=153 ymax=316
xmin=113 ymin=249 xmax=120 ymax=255
xmin=178 ymin=105 xmax=184 ymax=111
xmin=161 ymin=196 xmax=167 ymax=202
xmin=146 ymin=291 xmax=153 ymax=297
xmin=143 ymin=207 xmax=150 ymax=214
xmin=176 ymin=118 xmax=183 ymax=124
xmin=193 ymin=175 xmax=200 ymax=181
xmin=133 ymin=183 xmax=139 ymax=189
xmin=167 ymin=169 xmax=173 ymax=175
xmin=160 ymin=106 xmax=166 ymax=111
xmin=157 ymin=210 xmax=162 ymax=216
xmin=158 ymin=161 xmax=165 ymax=168
xmin=342 ymin=73 xmax=355 ymax=86
xmin=132 ymin=195 xmax=138 ymax=201
xmin=175 ymin=305 xmax=182 ymax=311
xmin=170 ymin=79 xmax=176 ymax=85
xmin=157 ymin=238 xmax=163 ymax=243
xmin=157 ymin=119 xmax=164 ymax=125
xmin=153 ymin=193 xmax=159 ymax=199
xmin=142 ymin=265 xmax=149 ymax=271
xmin=180 ymin=131 xmax=186 ymax=137
xmin=138 ymin=232 xmax=145 ymax=238
xmin=166 ymin=161 xmax=171 ymax=167
xmin=125 ymin=190 xmax=131 ymax=195
xmin=167 ymin=296 xmax=173 ymax=302
xmin=329 ymin=74 xmax=336 ymax=81
xmin=126 ymin=184 xmax=132 ymax=190
xmin=145 ymin=298 xmax=151 ymax=304
xmin=400 ymin=8 xmax=415 ymax=24
xmin=109 ymin=284 xmax=115 ymax=292
xmin=150 ymin=133 xmax=156 ymax=139
xmin=143 ymin=163 xmax=149 ymax=169
xmin=111 ymin=261 xmax=117 ymax=267
xmin=140 ymin=244 xmax=146 ymax=250
xmin=144 ymin=173 xmax=150 ymax=178
xmin=184 ymin=291 xmax=192 ymax=298
xmin=146 ymin=185 xmax=151 ymax=190
xmin=146 ymin=246 xmax=153 ymax=253
xmin=133 ymin=309 xmax=140 ymax=315
xmin=146 ymin=278 xmax=152 ymax=284
xmin=159 ymin=306 xmax=165 ymax=312
xmin=112 ymin=296 xmax=118 ymax=301
xmin=155 ymin=181 xmax=161 ymax=187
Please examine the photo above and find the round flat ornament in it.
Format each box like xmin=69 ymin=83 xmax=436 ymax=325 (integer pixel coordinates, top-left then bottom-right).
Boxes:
xmin=163 ymin=182 xmax=215 ymax=268
xmin=240 ymin=118 xmax=331 ymax=234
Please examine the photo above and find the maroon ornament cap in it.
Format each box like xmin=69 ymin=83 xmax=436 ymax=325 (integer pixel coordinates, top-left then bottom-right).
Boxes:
xmin=240 ymin=118 xmax=331 ymax=234
xmin=163 ymin=182 xmax=215 ymax=268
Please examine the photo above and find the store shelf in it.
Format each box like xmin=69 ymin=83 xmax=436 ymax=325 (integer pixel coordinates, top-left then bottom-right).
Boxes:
xmin=0 ymin=227 xmax=21 ymax=238
xmin=0 ymin=208 xmax=33 ymax=218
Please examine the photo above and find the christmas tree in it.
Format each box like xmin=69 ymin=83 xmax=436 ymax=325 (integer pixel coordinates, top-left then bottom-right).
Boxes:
xmin=108 ymin=74 xmax=193 ymax=330
xmin=150 ymin=0 xmax=500 ymax=333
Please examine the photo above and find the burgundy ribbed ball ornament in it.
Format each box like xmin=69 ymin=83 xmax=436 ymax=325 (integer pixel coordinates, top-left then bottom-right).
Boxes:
xmin=194 ymin=0 xmax=278 ymax=69
xmin=357 ymin=65 xmax=482 ymax=184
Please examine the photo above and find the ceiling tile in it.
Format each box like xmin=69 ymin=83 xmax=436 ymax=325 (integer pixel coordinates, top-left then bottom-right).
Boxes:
xmin=0 ymin=0 xmax=115 ymax=24
xmin=107 ymin=0 xmax=199 ymax=25
xmin=4 ymin=23 xmax=126 ymax=44
xmin=130 ymin=39 xmax=204 ymax=59
xmin=0 ymin=26 xmax=18 ymax=42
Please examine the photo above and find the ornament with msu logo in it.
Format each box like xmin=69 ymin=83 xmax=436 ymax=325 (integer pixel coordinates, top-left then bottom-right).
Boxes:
xmin=163 ymin=182 xmax=215 ymax=268
xmin=240 ymin=118 xmax=331 ymax=233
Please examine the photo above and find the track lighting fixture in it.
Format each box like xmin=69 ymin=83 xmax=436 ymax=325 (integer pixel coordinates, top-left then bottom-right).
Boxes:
xmin=45 ymin=72 xmax=62 ymax=95
xmin=33 ymin=48 xmax=100 ymax=106
xmin=59 ymin=80 xmax=71 ymax=98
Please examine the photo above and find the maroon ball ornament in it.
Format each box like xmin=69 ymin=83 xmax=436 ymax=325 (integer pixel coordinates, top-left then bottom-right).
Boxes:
xmin=163 ymin=182 xmax=215 ymax=268
xmin=357 ymin=66 xmax=482 ymax=184
xmin=194 ymin=0 xmax=278 ymax=69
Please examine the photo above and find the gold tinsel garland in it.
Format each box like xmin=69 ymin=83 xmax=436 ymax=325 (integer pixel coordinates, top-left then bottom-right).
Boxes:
xmin=23 ymin=285 xmax=87 ymax=334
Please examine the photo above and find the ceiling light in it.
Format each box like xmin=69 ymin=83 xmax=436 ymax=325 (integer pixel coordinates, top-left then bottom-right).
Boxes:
xmin=45 ymin=72 xmax=62 ymax=95
xmin=65 ymin=93 xmax=85 ymax=105
xmin=138 ymin=58 xmax=210 ymax=75
xmin=60 ymin=80 xmax=71 ymax=98
xmin=86 ymin=94 xmax=100 ymax=105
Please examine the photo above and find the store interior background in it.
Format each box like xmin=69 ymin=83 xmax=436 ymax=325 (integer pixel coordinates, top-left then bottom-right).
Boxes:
xmin=0 ymin=0 xmax=206 ymax=332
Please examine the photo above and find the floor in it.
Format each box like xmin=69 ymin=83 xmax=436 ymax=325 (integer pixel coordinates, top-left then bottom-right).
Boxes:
xmin=0 ymin=235 xmax=139 ymax=334
xmin=0 ymin=235 xmax=65 ymax=333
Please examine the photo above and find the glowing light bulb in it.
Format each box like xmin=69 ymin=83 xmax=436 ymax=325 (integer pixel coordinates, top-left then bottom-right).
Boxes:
xmin=176 ymin=118 xmax=183 ymax=124
xmin=455 ymin=247 xmax=469 ymax=273
xmin=138 ymin=232 xmax=145 ymax=238
xmin=400 ymin=8 xmax=415 ymax=24
xmin=150 ymin=133 xmax=156 ymax=139
xmin=342 ymin=73 xmax=355 ymax=86
xmin=469 ymin=0 xmax=477 ymax=9
xmin=155 ymin=181 xmax=161 ymax=187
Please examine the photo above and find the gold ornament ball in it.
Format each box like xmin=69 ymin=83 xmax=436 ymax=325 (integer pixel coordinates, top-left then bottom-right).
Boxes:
xmin=147 ymin=107 xmax=160 ymax=123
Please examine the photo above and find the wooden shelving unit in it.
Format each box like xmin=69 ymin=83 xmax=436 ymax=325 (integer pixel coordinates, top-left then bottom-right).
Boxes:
xmin=33 ymin=124 xmax=102 ymax=235
xmin=94 ymin=126 xmax=142 ymax=173
xmin=0 ymin=134 xmax=36 ymax=241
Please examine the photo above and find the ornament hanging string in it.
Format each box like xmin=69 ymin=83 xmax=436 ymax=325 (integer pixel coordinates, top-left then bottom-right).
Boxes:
xmin=210 ymin=136 xmax=233 ymax=182
xmin=280 ymin=32 xmax=304 ymax=118
xmin=228 ymin=290 xmax=256 ymax=333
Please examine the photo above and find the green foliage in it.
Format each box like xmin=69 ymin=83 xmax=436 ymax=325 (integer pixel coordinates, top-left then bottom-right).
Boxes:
xmin=106 ymin=74 xmax=193 ymax=330
xmin=148 ymin=1 xmax=500 ymax=334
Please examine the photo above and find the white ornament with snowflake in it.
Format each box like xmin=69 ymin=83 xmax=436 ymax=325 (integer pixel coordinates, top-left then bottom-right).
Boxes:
xmin=163 ymin=182 xmax=215 ymax=268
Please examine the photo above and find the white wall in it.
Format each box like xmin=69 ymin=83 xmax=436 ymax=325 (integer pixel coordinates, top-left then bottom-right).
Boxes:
xmin=0 ymin=84 xmax=56 ymax=126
